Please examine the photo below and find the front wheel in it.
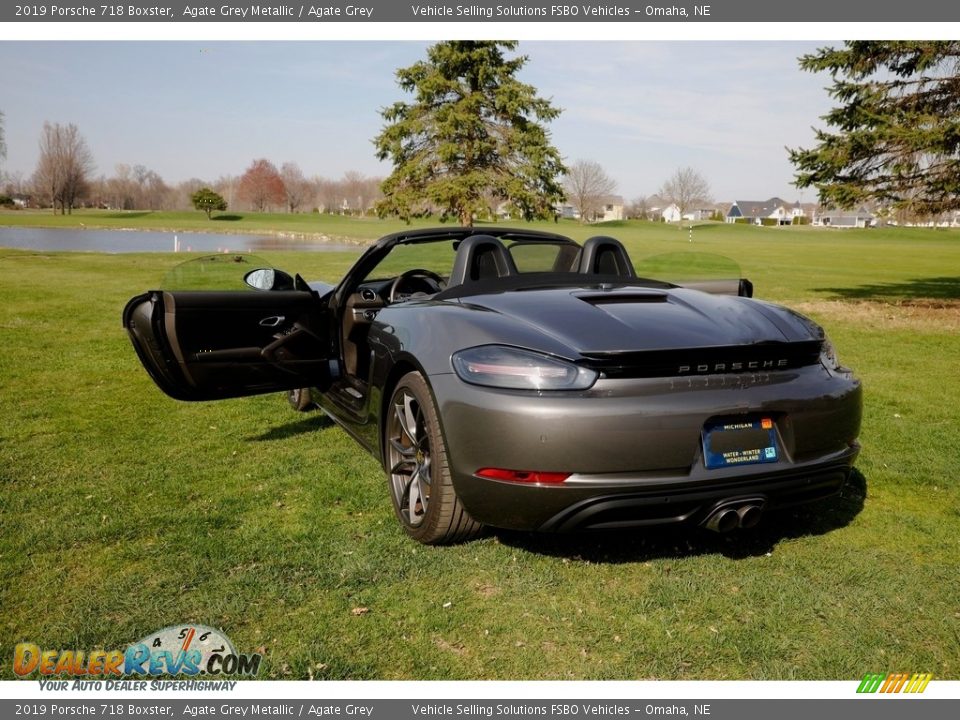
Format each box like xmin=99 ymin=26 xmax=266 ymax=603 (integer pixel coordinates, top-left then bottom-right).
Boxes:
xmin=385 ymin=371 xmax=482 ymax=544
xmin=287 ymin=387 xmax=314 ymax=412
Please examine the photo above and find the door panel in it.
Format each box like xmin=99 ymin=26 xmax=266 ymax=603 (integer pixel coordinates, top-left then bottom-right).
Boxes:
xmin=124 ymin=290 xmax=331 ymax=401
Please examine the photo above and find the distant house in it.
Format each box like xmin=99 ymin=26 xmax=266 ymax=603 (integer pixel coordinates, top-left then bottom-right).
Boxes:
xmin=683 ymin=208 xmax=716 ymax=221
xmin=887 ymin=209 xmax=960 ymax=227
xmin=555 ymin=195 xmax=624 ymax=223
xmin=726 ymin=198 xmax=805 ymax=225
xmin=814 ymin=208 xmax=875 ymax=228
xmin=597 ymin=195 xmax=625 ymax=222
xmin=657 ymin=204 xmax=713 ymax=222
xmin=660 ymin=203 xmax=681 ymax=222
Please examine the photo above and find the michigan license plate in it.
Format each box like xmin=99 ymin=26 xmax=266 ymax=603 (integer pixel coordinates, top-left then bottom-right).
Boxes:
xmin=703 ymin=417 xmax=779 ymax=469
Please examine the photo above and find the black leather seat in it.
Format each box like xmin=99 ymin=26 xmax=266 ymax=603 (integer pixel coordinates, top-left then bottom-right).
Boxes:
xmin=447 ymin=235 xmax=519 ymax=287
xmin=577 ymin=235 xmax=636 ymax=278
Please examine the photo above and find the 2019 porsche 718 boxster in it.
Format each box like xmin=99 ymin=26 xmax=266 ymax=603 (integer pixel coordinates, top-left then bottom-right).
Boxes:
xmin=124 ymin=227 xmax=862 ymax=544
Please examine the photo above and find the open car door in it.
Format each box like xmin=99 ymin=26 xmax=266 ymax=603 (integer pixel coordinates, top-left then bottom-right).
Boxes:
xmin=122 ymin=255 xmax=333 ymax=401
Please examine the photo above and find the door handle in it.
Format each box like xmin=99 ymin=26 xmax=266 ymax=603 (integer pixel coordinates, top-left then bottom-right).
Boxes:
xmin=259 ymin=315 xmax=286 ymax=327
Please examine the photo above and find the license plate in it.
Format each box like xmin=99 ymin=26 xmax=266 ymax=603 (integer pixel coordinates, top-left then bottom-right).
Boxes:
xmin=703 ymin=417 xmax=779 ymax=469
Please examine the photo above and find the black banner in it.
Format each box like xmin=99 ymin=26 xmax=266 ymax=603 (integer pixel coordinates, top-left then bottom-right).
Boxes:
xmin=5 ymin=0 xmax=959 ymax=23
xmin=3 ymin=699 xmax=959 ymax=720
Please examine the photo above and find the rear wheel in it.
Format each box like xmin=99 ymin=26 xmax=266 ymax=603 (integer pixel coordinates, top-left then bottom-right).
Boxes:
xmin=385 ymin=371 xmax=482 ymax=544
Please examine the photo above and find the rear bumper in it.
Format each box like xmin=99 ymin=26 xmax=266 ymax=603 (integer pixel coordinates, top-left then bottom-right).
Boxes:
xmin=518 ymin=449 xmax=855 ymax=532
xmin=430 ymin=367 xmax=862 ymax=531
xmin=451 ymin=444 xmax=859 ymax=531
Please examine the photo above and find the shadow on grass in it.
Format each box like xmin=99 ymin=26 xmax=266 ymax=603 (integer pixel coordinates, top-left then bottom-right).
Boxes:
xmin=212 ymin=214 xmax=244 ymax=222
xmin=102 ymin=211 xmax=152 ymax=219
xmin=815 ymin=277 xmax=960 ymax=302
xmin=494 ymin=469 xmax=867 ymax=562
xmin=247 ymin=413 xmax=332 ymax=441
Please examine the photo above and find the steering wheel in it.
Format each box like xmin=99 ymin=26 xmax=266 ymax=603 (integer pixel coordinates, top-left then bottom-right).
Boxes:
xmin=388 ymin=269 xmax=446 ymax=303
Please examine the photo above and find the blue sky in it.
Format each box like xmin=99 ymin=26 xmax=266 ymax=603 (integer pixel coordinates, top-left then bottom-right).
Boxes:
xmin=1 ymin=41 xmax=833 ymax=203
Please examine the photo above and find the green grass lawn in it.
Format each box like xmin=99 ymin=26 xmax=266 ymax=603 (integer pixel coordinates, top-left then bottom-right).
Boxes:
xmin=0 ymin=208 xmax=445 ymax=241
xmin=1 ymin=221 xmax=958 ymax=680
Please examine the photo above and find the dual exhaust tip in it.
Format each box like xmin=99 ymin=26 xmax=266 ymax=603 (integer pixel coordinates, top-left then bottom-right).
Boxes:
xmin=702 ymin=499 xmax=765 ymax=533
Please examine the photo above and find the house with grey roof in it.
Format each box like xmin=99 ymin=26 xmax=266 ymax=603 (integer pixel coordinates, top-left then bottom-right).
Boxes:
xmin=726 ymin=198 xmax=804 ymax=225
xmin=813 ymin=208 xmax=875 ymax=228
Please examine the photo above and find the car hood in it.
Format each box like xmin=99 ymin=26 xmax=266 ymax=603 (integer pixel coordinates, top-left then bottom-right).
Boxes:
xmin=456 ymin=286 xmax=820 ymax=355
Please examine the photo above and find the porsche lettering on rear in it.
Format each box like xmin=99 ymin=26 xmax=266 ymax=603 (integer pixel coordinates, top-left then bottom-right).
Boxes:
xmin=124 ymin=228 xmax=862 ymax=544
xmin=678 ymin=358 xmax=790 ymax=374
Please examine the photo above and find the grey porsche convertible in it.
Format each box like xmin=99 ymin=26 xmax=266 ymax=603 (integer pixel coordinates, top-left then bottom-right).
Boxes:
xmin=124 ymin=227 xmax=862 ymax=544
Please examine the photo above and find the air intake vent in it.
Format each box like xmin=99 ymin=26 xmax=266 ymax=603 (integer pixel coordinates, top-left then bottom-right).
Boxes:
xmin=576 ymin=291 xmax=668 ymax=305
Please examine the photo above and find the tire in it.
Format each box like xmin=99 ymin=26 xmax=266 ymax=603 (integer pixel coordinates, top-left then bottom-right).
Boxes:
xmin=287 ymin=387 xmax=314 ymax=412
xmin=384 ymin=371 xmax=483 ymax=544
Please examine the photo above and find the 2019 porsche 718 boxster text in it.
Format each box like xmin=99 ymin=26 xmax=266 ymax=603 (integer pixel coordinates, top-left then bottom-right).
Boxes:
xmin=124 ymin=227 xmax=862 ymax=544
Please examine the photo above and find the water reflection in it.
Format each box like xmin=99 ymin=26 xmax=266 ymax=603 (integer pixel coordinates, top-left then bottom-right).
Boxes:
xmin=0 ymin=227 xmax=362 ymax=254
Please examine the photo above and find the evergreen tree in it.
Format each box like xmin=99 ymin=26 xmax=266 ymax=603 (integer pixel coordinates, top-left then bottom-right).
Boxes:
xmin=790 ymin=41 xmax=960 ymax=216
xmin=374 ymin=41 xmax=566 ymax=227
xmin=191 ymin=187 xmax=227 ymax=219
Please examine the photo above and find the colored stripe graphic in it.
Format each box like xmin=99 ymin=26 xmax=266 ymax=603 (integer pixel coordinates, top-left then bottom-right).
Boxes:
xmin=881 ymin=672 xmax=908 ymax=693
xmin=857 ymin=672 xmax=932 ymax=693
xmin=857 ymin=673 xmax=886 ymax=693
xmin=904 ymin=673 xmax=933 ymax=693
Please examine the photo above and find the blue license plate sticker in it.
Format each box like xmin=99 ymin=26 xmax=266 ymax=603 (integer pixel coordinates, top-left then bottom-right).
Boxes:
xmin=703 ymin=417 xmax=779 ymax=469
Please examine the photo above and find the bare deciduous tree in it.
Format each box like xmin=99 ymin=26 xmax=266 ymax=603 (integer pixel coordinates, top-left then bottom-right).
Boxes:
xmin=564 ymin=159 xmax=617 ymax=223
xmin=213 ymin=175 xmax=238 ymax=210
xmin=627 ymin=195 xmax=651 ymax=220
xmin=0 ymin=110 xmax=7 ymax=181
xmin=168 ymin=178 xmax=208 ymax=211
xmin=3 ymin=171 xmax=26 ymax=200
xmin=107 ymin=164 xmax=135 ymax=209
xmin=280 ymin=162 xmax=310 ymax=213
xmin=32 ymin=122 xmax=95 ymax=214
xmin=313 ymin=177 xmax=339 ymax=214
xmin=133 ymin=164 xmax=169 ymax=210
xmin=341 ymin=171 xmax=371 ymax=215
xmin=101 ymin=163 xmax=170 ymax=210
xmin=238 ymin=159 xmax=285 ymax=212
xmin=659 ymin=167 xmax=711 ymax=225
xmin=306 ymin=172 xmax=384 ymax=215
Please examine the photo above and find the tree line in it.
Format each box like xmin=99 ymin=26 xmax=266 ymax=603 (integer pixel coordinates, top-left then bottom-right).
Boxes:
xmin=0 ymin=42 xmax=708 ymax=224
xmin=3 ymin=115 xmax=708 ymax=224
xmin=8 ymin=41 xmax=954 ymax=224
xmin=0 ymin=133 xmax=386 ymax=216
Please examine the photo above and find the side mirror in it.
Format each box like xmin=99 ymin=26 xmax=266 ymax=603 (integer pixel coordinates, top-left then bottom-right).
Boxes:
xmin=244 ymin=268 xmax=295 ymax=291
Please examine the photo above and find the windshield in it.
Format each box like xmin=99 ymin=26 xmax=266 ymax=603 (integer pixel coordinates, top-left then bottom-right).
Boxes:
xmin=351 ymin=234 xmax=746 ymax=297
xmin=360 ymin=241 xmax=459 ymax=282
xmin=160 ymin=254 xmax=274 ymax=290
xmin=357 ymin=236 xmax=581 ymax=285
xmin=634 ymin=252 xmax=742 ymax=284
xmin=505 ymin=241 xmax=580 ymax=273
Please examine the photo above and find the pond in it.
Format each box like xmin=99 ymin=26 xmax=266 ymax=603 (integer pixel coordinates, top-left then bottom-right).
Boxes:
xmin=0 ymin=227 xmax=362 ymax=254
